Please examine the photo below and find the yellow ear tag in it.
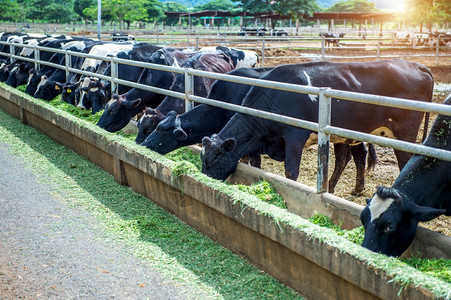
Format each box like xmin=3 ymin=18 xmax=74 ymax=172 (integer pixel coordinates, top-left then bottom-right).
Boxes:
xmin=55 ymin=85 xmax=60 ymax=90
xmin=67 ymin=88 xmax=72 ymax=93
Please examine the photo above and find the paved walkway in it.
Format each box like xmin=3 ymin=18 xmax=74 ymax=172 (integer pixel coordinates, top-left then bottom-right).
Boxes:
xmin=0 ymin=141 xmax=186 ymax=299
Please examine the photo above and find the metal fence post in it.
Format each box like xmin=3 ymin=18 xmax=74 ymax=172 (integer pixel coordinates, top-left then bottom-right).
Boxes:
xmin=196 ymin=36 xmax=199 ymax=50
xmin=435 ymin=38 xmax=439 ymax=65
xmin=34 ymin=45 xmax=40 ymax=71
xmin=65 ymin=50 xmax=71 ymax=82
xmin=184 ymin=69 xmax=194 ymax=112
xmin=261 ymin=37 xmax=265 ymax=67
xmin=317 ymin=88 xmax=331 ymax=193
xmin=321 ymin=36 xmax=325 ymax=59
xmin=377 ymin=37 xmax=381 ymax=60
xmin=9 ymin=44 xmax=14 ymax=62
xmin=111 ymin=58 xmax=118 ymax=96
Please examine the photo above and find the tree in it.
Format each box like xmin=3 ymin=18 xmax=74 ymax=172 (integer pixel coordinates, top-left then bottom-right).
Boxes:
xmin=404 ymin=0 xmax=451 ymax=32
xmin=74 ymin=0 xmax=96 ymax=22
xmin=325 ymin=0 xmax=380 ymax=13
xmin=193 ymin=0 xmax=238 ymax=11
xmin=163 ymin=1 xmax=189 ymax=12
xmin=240 ymin=0 xmax=316 ymax=28
xmin=26 ymin=0 xmax=75 ymax=23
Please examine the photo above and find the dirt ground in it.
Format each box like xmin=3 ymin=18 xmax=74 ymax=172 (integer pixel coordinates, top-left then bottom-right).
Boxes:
xmin=257 ymin=47 xmax=451 ymax=235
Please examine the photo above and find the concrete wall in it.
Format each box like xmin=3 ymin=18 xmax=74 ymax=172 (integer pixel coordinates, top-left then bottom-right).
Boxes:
xmin=0 ymin=86 xmax=448 ymax=299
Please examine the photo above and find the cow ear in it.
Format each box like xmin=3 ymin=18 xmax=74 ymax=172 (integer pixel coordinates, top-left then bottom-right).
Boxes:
xmin=132 ymin=98 xmax=141 ymax=109
xmin=202 ymin=136 xmax=212 ymax=148
xmin=221 ymin=138 xmax=236 ymax=152
xmin=173 ymin=128 xmax=187 ymax=141
xmin=411 ymin=204 xmax=446 ymax=222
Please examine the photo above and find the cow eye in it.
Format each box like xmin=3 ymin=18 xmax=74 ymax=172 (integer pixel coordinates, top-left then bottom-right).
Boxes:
xmin=383 ymin=225 xmax=395 ymax=233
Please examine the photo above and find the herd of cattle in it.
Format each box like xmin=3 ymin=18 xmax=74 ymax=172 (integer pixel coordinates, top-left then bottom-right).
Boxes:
xmin=392 ymin=31 xmax=451 ymax=47
xmin=0 ymin=31 xmax=449 ymax=257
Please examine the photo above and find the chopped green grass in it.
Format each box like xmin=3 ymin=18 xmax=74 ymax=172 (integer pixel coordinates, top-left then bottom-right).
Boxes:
xmin=0 ymin=102 xmax=302 ymax=299
xmin=2 ymin=83 xmax=451 ymax=299
xmin=237 ymin=180 xmax=287 ymax=209
xmin=310 ymin=213 xmax=451 ymax=284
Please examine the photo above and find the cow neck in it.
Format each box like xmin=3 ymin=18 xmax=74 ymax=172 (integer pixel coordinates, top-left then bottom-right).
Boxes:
xmin=393 ymin=113 xmax=451 ymax=209
xmin=181 ymin=104 xmax=229 ymax=144
xmin=219 ymin=113 xmax=266 ymax=159
xmin=155 ymin=97 xmax=185 ymax=115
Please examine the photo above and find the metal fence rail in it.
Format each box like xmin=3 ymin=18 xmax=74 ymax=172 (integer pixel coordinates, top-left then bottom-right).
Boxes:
xmin=1 ymin=40 xmax=450 ymax=193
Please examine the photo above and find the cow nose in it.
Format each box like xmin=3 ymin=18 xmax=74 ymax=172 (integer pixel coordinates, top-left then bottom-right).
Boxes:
xmin=77 ymin=105 xmax=86 ymax=110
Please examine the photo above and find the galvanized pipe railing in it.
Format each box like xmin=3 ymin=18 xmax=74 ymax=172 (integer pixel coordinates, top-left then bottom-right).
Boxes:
xmin=1 ymin=40 xmax=450 ymax=193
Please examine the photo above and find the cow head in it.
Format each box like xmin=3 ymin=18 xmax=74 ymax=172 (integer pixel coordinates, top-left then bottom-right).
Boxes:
xmin=201 ymin=134 xmax=239 ymax=180
xmin=77 ymin=77 xmax=93 ymax=111
xmin=85 ymin=78 xmax=109 ymax=114
xmin=25 ymin=69 xmax=40 ymax=96
xmin=140 ymin=111 xmax=182 ymax=154
xmin=360 ymin=186 xmax=445 ymax=257
xmin=61 ymin=82 xmax=80 ymax=106
xmin=96 ymin=95 xmax=142 ymax=132
xmin=0 ymin=63 xmax=10 ymax=82
xmin=34 ymin=76 xmax=62 ymax=101
xmin=6 ymin=63 xmax=32 ymax=87
xmin=135 ymin=108 xmax=166 ymax=143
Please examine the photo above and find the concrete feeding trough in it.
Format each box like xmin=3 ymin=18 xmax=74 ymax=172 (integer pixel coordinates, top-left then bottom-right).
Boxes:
xmin=0 ymin=84 xmax=450 ymax=300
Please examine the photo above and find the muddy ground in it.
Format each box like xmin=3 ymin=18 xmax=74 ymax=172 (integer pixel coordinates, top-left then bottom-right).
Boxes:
xmin=256 ymin=47 xmax=451 ymax=235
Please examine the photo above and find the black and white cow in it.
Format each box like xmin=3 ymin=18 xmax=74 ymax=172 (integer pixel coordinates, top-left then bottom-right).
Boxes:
xmin=319 ymin=32 xmax=345 ymax=47
xmin=200 ymin=60 xmax=433 ymax=185
xmin=360 ymin=95 xmax=451 ymax=257
xmin=96 ymin=48 xmax=200 ymax=132
xmin=132 ymin=51 xmax=235 ymax=137
xmin=77 ymin=42 xmax=162 ymax=114
xmin=198 ymin=46 xmax=259 ymax=68
xmin=33 ymin=40 xmax=98 ymax=100
xmin=24 ymin=38 xmax=86 ymax=96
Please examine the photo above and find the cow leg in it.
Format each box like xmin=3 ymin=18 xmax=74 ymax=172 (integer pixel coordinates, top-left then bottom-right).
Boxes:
xmin=393 ymin=150 xmax=413 ymax=171
xmin=350 ymin=143 xmax=368 ymax=195
xmin=248 ymin=152 xmax=262 ymax=169
xmin=329 ymin=143 xmax=352 ymax=193
xmin=283 ymin=131 xmax=309 ymax=180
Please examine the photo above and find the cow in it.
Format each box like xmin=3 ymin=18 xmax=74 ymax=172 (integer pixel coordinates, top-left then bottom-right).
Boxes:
xmin=361 ymin=94 xmax=451 ymax=257
xmin=138 ymin=67 xmax=272 ymax=146
xmin=33 ymin=40 xmax=97 ymax=101
xmin=200 ymin=60 xmax=433 ymax=187
xmin=76 ymin=42 xmax=162 ymax=113
xmin=132 ymin=51 xmax=235 ymax=138
xmin=392 ymin=31 xmax=412 ymax=46
xmin=142 ymin=66 xmax=376 ymax=194
xmin=319 ymin=33 xmax=345 ymax=47
xmin=198 ymin=46 xmax=259 ymax=68
xmin=24 ymin=38 xmax=89 ymax=96
xmin=96 ymin=47 xmax=201 ymax=132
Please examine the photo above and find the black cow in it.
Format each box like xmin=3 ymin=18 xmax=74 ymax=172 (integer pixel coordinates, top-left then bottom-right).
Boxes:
xmin=96 ymin=48 xmax=200 ymax=132
xmin=142 ymin=67 xmax=376 ymax=194
xmin=78 ymin=42 xmax=162 ymax=114
xmin=139 ymin=67 xmax=272 ymax=146
xmin=360 ymin=95 xmax=451 ymax=257
xmin=200 ymin=60 xmax=433 ymax=185
xmin=133 ymin=51 xmax=235 ymax=137
xmin=319 ymin=32 xmax=345 ymax=47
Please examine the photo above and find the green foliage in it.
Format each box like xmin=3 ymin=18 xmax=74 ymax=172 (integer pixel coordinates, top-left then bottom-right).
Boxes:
xmin=325 ymin=0 xmax=380 ymax=12
xmin=193 ymin=0 xmax=238 ymax=11
xmin=164 ymin=147 xmax=202 ymax=171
